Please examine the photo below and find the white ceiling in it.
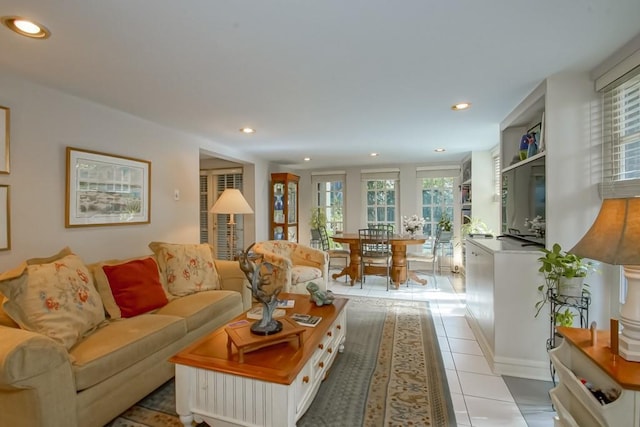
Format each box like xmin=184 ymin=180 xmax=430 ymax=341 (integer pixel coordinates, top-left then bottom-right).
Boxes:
xmin=2 ymin=1 xmax=639 ymax=170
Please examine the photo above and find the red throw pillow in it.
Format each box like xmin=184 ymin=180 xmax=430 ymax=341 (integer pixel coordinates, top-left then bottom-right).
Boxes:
xmin=102 ymin=258 xmax=169 ymax=318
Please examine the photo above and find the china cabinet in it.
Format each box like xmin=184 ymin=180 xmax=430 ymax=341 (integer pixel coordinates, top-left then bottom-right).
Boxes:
xmin=270 ymin=173 xmax=299 ymax=242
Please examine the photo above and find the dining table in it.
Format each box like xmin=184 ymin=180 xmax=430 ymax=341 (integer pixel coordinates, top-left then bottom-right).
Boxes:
xmin=330 ymin=233 xmax=428 ymax=288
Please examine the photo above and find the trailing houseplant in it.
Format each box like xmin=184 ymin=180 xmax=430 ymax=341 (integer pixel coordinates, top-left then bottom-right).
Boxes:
xmin=534 ymin=242 xmax=597 ymax=318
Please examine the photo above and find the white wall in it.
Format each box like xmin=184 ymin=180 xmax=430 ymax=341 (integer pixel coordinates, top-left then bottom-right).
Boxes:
xmin=545 ymin=71 xmax=609 ymax=328
xmin=0 ymin=71 xmax=268 ymax=270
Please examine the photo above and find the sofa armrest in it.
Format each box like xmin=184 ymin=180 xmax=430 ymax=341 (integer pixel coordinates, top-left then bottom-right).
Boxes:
xmin=0 ymin=326 xmax=78 ymax=426
xmin=292 ymin=245 xmax=328 ymax=269
xmin=214 ymin=260 xmax=252 ymax=311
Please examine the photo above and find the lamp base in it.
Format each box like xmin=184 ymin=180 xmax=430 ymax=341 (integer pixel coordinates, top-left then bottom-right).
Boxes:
xmin=618 ymin=266 xmax=640 ymax=362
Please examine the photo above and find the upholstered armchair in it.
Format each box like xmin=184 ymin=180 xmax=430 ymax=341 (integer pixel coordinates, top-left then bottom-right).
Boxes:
xmin=252 ymin=241 xmax=329 ymax=294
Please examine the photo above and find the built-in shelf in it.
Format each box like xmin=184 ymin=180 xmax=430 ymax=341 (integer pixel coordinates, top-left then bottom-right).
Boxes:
xmin=502 ymin=151 xmax=546 ymax=173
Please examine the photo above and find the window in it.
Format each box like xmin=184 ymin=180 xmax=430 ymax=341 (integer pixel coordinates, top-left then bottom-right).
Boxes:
xmin=362 ymin=171 xmax=399 ymax=229
xmin=493 ymin=152 xmax=501 ymax=198
xmin=312 ymin=173 xmax=345 ymax=236
xmin=200 ymin=169 xmax=244 ymax=259
xmin=420 ymin=177 xmax=455 ymax=239
xmin=601 ymin=67 xmax=640 ymax=198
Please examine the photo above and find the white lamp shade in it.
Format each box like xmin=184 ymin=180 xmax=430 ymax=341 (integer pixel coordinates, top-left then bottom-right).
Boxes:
xmin=210 ymin=189 xmax=254 ymax=215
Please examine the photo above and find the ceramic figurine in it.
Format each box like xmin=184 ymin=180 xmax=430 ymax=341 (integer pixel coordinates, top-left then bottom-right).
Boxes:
xmin=306 ymin=282 xmax=335 ymax=306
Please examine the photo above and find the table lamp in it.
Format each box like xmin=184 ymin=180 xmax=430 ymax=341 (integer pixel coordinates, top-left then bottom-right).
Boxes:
xmin=210 ymin=189 xmax=254 ymax=260
xmin=570 ymin=197 xmax=640 ymax=361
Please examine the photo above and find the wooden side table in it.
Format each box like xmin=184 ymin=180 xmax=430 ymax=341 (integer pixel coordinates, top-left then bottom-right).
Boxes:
xmin=225 ymin=317 xmax=305 ymax=363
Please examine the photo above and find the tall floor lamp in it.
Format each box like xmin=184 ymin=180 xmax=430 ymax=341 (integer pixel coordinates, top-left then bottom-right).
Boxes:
xmin=210 ymin=189 xmax=254 ymax=260
xmin=570 ymin=197 xmax=640 ymax=361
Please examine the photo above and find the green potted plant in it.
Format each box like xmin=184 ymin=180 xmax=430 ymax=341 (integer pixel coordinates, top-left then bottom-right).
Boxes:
xmin=534 ymin=243 xmax=597 ymax=318
xmin=437 ymin=214 xmax=453 ymax=242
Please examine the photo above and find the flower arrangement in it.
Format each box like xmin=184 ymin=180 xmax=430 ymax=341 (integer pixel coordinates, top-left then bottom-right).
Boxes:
xmin=402 ymin=214 xmax=426 ymax=235
xmin=524 ymin=215 xmax=545 ymax=237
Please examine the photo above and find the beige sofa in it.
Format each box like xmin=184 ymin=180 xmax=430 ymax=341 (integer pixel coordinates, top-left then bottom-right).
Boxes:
xmin=0 ymin=244 xmax=252 ymax=427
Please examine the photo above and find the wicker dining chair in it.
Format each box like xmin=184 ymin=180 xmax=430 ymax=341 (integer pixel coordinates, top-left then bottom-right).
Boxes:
xmin=358 ymin=228 xmax=392 ymax=290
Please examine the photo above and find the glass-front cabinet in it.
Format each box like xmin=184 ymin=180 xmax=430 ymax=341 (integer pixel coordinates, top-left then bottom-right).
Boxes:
xmin=270 ymin=172 xmax=299 ymax=242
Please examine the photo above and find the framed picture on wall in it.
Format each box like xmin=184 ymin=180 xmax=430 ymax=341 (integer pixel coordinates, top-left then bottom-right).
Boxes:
xmin=0 ymin=185 xmax=10 ymax=250
xmin=65 ymin=147 xmax=151 ymax=227
xmin=0 ymin=106 xmax=9 ymax=174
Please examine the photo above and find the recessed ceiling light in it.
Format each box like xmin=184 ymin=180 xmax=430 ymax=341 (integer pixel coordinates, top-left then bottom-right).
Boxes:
xmin=370 ymin=152 xmax=379 ymax=157
xmin=435 ymin=148 xmax=446 ymax=153
xmin=451 ymin=102 xmax=471 ymax=111
xmin=303 ymin=157 xmax=311 ymax=162
xmin=1 ymin=16 xmax=51 ymax=39
xmin=239 ymin=127 xmax=255 ymax=134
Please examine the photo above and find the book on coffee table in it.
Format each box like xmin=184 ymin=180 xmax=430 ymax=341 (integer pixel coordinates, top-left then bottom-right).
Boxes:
xmin=291 ymin=313 xmax=322 ymax=327
xmin=276 ymin=299 xmax=295 ymax=308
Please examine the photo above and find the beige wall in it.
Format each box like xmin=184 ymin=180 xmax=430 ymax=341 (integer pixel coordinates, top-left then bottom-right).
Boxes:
xmin=0 ymin=71 xmax=268 ymax=270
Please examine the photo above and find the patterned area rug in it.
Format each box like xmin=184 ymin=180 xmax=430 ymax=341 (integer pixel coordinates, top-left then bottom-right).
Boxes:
xmin=106 ymin=297 xmax=455 ymax=427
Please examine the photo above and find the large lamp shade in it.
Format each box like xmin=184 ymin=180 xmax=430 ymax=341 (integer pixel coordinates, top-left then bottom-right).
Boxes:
xmin=570 ymin=197 xmax=640 ymax=361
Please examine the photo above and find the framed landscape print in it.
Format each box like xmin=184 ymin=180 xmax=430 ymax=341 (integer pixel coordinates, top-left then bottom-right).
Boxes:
xmin=0 ymin=185 xmax=10 ymax=250
xmin=0 ymin=106 xmax=9 ymax=174
xmin=65 ymin=147 xmax=151 ymax=227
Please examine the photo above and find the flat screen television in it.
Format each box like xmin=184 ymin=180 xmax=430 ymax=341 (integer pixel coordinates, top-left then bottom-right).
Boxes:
xmin=501 ymin=156 xmax=546 ymax=246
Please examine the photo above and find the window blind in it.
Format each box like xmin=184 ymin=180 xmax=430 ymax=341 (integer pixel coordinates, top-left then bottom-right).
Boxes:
xmin=493 ymin=154 xmax=501 ymax=197
xmin=600 ymin=66 xmax=640 ymax=198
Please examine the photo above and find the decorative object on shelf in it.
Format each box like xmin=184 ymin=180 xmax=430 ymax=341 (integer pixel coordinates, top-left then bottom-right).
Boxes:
xmin=65 ymin=147 xmax=150 ymax=227
xmin=534 ymin=243 xmax=597 ymax=318
xmin=524 ymin=215 xmax=546 ymax=238
xmin=402 ymin=214 xmax=426 ymax=238
xmin=527 ymin=122 xmax=542 ymax=157
xmin=570 ymin=197 xmax=640 ymax=362
xmin=0 ymin=105 xmax=9 ymax=174
xmin=210 ymin=188 xmax=254 ymax=260
xmin=238 ymin=243 xmax=283 ymax=335
xmin=306 ymin=282 xmax=335 ymax=306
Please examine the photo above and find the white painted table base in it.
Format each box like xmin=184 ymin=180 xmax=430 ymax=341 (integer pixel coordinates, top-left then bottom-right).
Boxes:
xmin=174 ymin=309 xmax=347 ymax=427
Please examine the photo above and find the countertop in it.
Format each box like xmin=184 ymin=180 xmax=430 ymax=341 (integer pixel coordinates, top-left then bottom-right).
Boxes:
xmin=466 ymin=235 xmax=544 ymax=254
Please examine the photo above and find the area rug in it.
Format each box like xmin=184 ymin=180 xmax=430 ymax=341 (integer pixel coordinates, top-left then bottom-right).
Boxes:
xmin=106 ymin=296 xmax=455 ymax=427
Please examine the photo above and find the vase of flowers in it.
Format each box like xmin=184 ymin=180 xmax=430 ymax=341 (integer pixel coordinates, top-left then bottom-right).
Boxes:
xmin=402 ymin=214 xmax=426 ymax=238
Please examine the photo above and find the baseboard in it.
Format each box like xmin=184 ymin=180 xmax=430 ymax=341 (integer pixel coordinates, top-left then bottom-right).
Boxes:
xmin=465 ymin=310 xmax=551 ymax=381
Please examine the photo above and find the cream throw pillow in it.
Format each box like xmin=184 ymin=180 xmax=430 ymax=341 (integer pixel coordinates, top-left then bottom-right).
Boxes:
xmin=149 ymin=242 xmax=220 ymax=296
xmin=0 ymin=249 xmax=106 ymax=349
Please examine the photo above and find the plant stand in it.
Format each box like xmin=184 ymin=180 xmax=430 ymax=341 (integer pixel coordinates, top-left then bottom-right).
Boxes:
xmin=546 ymin=288 xmax=590 ymax=383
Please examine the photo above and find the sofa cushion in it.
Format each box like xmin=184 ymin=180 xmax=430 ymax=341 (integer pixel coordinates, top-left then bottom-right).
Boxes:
xmin=0 ymin=294 xmax=19 ymax=328
xmin=292 ymin=265 xmax=322 ymax=285
xmin=100 ymin=258 xmax=169 ymax=318
xmin=154 ymin=290 xmax=241 ymax=332
xmin=0 ymin=249 xmax=106 ymax=350
xmin=149 ymin=242 xmax=220 ymax=296
xmin=70 ymin=314 xmax=186 ymax=391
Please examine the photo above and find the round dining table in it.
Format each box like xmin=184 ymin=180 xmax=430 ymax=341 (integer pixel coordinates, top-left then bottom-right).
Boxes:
xmin=330 ymin=233 xmax=427 ymax=288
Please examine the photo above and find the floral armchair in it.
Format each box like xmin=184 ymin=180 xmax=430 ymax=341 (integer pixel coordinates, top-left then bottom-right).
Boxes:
xmin=252 ymin=241 xmax=328 ymax=294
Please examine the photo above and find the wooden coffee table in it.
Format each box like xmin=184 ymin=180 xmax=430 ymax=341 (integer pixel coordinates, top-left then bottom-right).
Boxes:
xmin=169 ymin=293 xmax=348 ymax=427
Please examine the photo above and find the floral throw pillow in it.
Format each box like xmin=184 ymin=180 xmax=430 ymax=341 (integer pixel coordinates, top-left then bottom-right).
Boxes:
xmin=148 ymin=242 xmax=220 ymax=296
xmin=0 ymin=251 xmax=106 ymax=349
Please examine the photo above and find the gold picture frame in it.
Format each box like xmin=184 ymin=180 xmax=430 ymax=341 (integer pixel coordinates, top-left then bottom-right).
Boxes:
xmin=0 ymin=185 xmax=10 ymax=250
xmin=65 ymin=147 xmax=151 ymax=227
xmin=0 ymin=106 xmax=9 ymax=174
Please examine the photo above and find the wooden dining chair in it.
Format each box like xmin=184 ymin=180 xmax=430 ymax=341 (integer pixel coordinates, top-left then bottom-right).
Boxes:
xmin=358 ymin=228 xmax=392 ymax=290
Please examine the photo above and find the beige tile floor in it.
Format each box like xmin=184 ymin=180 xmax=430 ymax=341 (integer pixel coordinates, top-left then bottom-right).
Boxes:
xmin=327 ymin=267 xmax=556 ymax=427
